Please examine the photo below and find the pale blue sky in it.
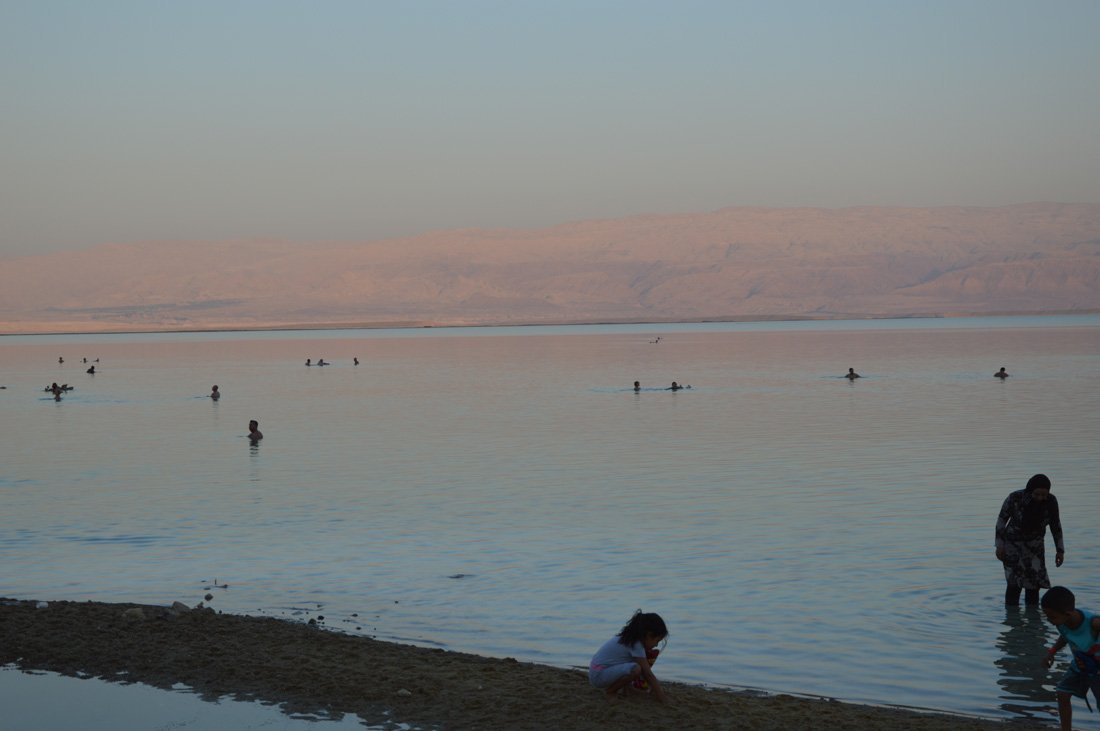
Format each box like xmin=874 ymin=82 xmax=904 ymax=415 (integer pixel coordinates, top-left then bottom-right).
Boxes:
xmin=2 ymin=1 xmax=1098 ymax=255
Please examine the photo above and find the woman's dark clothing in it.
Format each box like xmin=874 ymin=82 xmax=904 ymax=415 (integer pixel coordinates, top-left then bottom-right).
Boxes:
xmin=995 ymin=489 xmax=1064 ymax=602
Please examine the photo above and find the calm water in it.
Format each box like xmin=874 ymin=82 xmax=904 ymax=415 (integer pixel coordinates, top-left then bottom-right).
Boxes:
xmin=2 ymin=316 xmax=1099 ymax=726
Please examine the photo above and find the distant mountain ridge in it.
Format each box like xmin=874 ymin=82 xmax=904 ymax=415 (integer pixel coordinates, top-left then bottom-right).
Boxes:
xmin=2 ymin=202 xmax=1099 ymax=334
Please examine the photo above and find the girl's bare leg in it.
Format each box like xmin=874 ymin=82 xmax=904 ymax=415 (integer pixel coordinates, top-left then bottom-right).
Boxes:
xmin=603 ymin=666 xmax=641 ymax=701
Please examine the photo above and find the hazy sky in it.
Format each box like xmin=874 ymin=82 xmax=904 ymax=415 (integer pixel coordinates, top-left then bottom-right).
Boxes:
xmin=2 ymin=1 xmax=1098 ymax=256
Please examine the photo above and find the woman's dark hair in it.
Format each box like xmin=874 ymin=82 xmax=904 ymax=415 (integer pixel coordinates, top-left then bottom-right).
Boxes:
xmin=617 ymin=610 xmax=668 ymax=646
xmin=1025 ymin=474 xmax=1051 ymax=492
xmin=1021 ymin=473 xmax=1056 ymax=534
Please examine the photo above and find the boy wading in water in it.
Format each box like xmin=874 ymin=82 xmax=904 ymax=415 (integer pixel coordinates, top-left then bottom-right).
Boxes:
xmin=1041 ymin=586 xmax=1100 ymax=731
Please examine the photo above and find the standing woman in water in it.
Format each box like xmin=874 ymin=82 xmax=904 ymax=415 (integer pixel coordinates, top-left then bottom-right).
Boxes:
xmin=995 ymin=473 xmax=1064 ymax=605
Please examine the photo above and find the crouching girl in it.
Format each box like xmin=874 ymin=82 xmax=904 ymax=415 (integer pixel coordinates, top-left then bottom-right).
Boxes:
xmin=588 ymin=610 xmax=668 ymax=704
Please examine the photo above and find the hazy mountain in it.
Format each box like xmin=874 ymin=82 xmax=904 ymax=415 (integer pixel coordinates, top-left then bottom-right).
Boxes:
xmin=2 ymin=203 xmax=1098 ymax=333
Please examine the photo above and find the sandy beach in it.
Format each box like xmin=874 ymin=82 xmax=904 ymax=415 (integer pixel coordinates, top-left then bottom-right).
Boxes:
xmin=0 ymin=598 xmax=1048 ymax=730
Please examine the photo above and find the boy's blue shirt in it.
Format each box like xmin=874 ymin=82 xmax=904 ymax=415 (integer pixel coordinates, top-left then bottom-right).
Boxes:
xmin=1058 ymin=608 xmax=1100 ymax=676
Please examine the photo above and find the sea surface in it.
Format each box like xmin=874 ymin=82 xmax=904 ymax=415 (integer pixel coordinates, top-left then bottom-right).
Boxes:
xmin=2 ymin=315 xmax=1099 ymax=727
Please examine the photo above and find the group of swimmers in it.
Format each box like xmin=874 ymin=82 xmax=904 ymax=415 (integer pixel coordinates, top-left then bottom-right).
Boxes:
xmin=634 ymin=367 xmax=1010 ymax=390
xmin=633 ymin=381 xmax=691 ymax=392
xmin=305 ymin=358 xmax=359 ymax=366
xmin=44 ymin=358 xmax=263 ymax=443
xmin=205 ymin=386 xmax=262 ymax=442
xmin=845 ymin=366 xmax=1010 ymax=380
xmin=43 ymin=358 xmax=99 ymax=400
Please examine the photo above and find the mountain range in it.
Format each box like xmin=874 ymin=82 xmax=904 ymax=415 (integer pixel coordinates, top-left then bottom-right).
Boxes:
xmin=2 ymin=202 xmax=1098 ymax=334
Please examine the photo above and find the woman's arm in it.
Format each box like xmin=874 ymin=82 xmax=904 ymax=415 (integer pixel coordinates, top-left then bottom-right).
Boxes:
xmin=1048 ymin=495 xmax=1065 ymax=559
xmin=995 ymin=494 xmax=1014 ymax=558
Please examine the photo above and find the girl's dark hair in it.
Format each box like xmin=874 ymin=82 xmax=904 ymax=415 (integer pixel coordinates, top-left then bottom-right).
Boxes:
xmin=617 ymin=610 xmax=668 ymax=647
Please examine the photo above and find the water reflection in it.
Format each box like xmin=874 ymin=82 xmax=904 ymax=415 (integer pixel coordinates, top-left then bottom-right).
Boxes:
xmin=1 ymin=666 xmax=390 ymax=731
xmin=995 ymin=605 xmax=1058 ymax=722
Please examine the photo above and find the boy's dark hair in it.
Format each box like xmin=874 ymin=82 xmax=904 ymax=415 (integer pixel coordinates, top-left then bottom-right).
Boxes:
xmin=1041 ymin=586 xmax=1075 ymax=612
xmin=617 ymin=610 xmax=668 ymax=646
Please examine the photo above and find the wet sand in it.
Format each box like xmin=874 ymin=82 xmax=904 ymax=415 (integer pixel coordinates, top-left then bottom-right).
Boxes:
xmin=1 ymin=599 xmax=1044 ymax=730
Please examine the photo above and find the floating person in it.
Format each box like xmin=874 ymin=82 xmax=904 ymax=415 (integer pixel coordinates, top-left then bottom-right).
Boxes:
xmin=354 ymin=357 xmax=359 ymax=366
xmin=668 ymin=382 xmax=681 ymax=391
xmin=634 ymin=381 xmax=641 ymax=392
xmin=588 ymin=610 xmax=669 ymax=704
xmin=1040 ymin=586 xmax=1100 ymax=731
xmin=846 ymin=368 xmax=861 ymax=380
xmin=210 ymin=385 xmax=220 ymax=400
xmin=996 ymin=473 xmax=1064 ymax=606
xmin=86 ymin=365 xmax=96 ymax=374
xmin=305 ymin=359 xmax=312 ymax=366
xmin=248 ymin=420 xmax=263 ymax=441
xmin=995 ymin=367 xmax=1010 ymax=379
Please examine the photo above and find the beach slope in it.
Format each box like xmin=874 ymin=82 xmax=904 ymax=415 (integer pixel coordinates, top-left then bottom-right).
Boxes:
xmin=0 ymin=599 xmax=1043 ymax=730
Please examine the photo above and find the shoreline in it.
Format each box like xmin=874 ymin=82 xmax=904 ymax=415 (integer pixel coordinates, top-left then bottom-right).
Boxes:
xmin=2 ymin=309 xmax=1098 ymax=338
xmin=0 ymin=598 xmax=1044 ymax=730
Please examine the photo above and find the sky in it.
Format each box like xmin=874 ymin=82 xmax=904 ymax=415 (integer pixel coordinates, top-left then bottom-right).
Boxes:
xmin=2 ymin=0 xmax=1098 ymax=256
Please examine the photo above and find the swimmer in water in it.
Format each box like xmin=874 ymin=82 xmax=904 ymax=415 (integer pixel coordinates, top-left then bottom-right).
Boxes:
xmin=634 ymin=381 xmax=641 ymax=392
xmin=995 ymin=367 xmax=1009 ymax=379
xmin=846 ymin=368 xmax=861 ymax=380
xmin=248 ymin=420 xmax=263 ymax=441
xmin=210 ymin=385 xmax=220 ymax=400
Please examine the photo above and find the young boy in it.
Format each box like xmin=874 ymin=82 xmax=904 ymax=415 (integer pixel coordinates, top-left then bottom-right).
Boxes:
xmin=1041 ymin=586 xmax=1100 ymax=731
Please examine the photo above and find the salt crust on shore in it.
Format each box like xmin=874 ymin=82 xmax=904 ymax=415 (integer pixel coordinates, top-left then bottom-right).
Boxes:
xmin=0 ymin=599 xmax=1045 ymax=730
